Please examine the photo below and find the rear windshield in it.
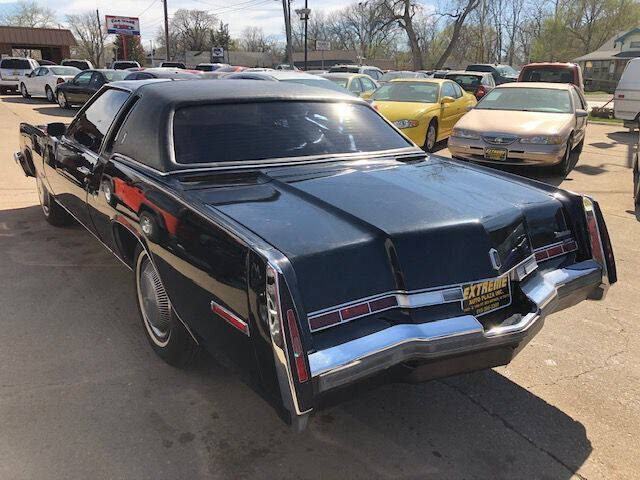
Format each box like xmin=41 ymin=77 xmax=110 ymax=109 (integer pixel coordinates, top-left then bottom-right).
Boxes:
xmin=370 ymin=81 xmax=439 ymax=103
xmin=330 ymin=66 xmax=359 ymax=73
xmin=50 ymin=66 xmax=80 ymax=75
xmin=521 ymin=67 xmax=573 ymax=83
xmin=281 ymin=78 xmax=350 ymax=94
xmin=445 ymin=74 xmax=481 ymax=88
xmin=113 ymin=62 xmax=138 ymax=69
xmin=477 ymin=87 xmax=572 ymax=113
xmin=173 ymin=102 xmax=410 ymax=164
xmin=63 ymin=60 xmax=90 ymax=69
xmin=103 ymin=70 xmax=129 ymax=81
xmin=1 ymin=59 xmax=31 ymax=70
xmin=380 ymin=72 xmax=425 ymax=82
xmin=496 ymin=65 xmax=517 ymax=77
xmin=467 ymin=65 xmax=492 ymax=73
xmin=196 ymin=64 xmax=215 ymax=71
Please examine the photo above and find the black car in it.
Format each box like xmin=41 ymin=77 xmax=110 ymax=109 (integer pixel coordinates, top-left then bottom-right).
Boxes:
xmin=159 ymin=62 xmax=186 ymax=69
xmin=55 ymin=69 xmax=129 ymax=108
xmin=14 ymin=79 xmax=616 ymax=430
xmin=444 ymin=70 xmax=496 ymax=99
xmin=124 ymin=68 xmax=201 ymax=80
xmin=466 ymin=63 xmax=518 ymax=84
xmin=61 ymin=59 xmax=93 ymax=70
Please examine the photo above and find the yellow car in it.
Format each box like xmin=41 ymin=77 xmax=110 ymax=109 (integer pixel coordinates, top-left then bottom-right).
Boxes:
xmin=371 ymin=78 xmax=477 ymax=151
xmin=321 ymin=72 xmax=379 ymax=99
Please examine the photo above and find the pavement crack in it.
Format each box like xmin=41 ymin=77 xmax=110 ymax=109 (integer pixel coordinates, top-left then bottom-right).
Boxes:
xmin=440 ymin=379 xmax=588 ymax=480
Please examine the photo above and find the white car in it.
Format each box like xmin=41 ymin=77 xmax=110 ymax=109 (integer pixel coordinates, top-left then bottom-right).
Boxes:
xmin=614 ymin=57 xmax=640 ymax=128
xmin=19 ymin=65 xmax=80 ymax=102
xmin=0 ymin=57 xmax=39 ymax=94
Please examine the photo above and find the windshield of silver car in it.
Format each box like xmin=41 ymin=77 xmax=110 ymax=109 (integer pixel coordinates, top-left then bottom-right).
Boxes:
xmin=173 ymin=101 xmax=412 ymax=164
xmin=476 ymin=88 xmax=572 ymax=113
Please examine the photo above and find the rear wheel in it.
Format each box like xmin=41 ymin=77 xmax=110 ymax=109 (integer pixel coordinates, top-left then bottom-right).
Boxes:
xmin=134 ymin=245 xmax=199 ymax=367
xmin=57 ymin=91 xmax=69 ymax=109
xmin=633 ymin=153 xmax=640 ymax=206
xmin=0 ymin=87 xmax=7 ymax=95
xmin=423 ymin=120 xmax=438 ymax=152
xmin=20 ymin=83 xmax=29 ymax=98
xmin=46 ymin=85 xmax=54 ymax=102
xmin=36 ymin=175 xmax=72 ymax=227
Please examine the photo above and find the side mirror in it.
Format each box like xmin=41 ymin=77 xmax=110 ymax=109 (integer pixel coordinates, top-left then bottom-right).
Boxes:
xmin=75 ymin=131 xmax=96 ymax=148
xmin=575 ymin=109 xmax=588 ymax=118
xmin=441 ymin=96 xmax=455 ymax=105
xmin=46 ymin=122 xmax=66 ymax=137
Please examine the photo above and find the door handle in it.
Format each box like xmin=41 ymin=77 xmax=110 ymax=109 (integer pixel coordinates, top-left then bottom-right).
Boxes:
xmin=77 ymin=166 xmax=91 ymax=176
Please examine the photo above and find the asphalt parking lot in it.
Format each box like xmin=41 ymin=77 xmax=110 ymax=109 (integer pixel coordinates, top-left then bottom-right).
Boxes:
xmin=1 ymin=94 xmax=639 ymax=480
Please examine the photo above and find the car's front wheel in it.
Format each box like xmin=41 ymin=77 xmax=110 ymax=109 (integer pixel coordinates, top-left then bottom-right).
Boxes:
xmin=57 ymin=91 xmax=69 ymax=109
xmin=20 ymin=83 xmax=29 ymax=98
xmin=633 ymin=152 xmax=640 ymax=206
xmin=554 ymin=135 xmax=574 ymax=176
xmin=46 ymin=85 xmax=55 ymax=102
xmin=36 ymin=175 xmax=72 ymax=227
xmin=423 ymin=120 xmax=438 ymax=152
xmin=134 ymin=245 xmax=199 ymax=367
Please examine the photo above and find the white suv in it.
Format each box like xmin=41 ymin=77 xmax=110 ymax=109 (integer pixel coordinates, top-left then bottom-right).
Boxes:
xmin=0 ymin=57 xmax=39 ymax=94
xmin=328 ymin=64 xmax=384 ymax=81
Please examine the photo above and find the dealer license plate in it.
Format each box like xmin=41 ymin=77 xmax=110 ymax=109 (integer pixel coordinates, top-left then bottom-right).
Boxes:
xmin=462 ymin=275 xmax=512 ymax=316
xmin=484 ymin=148 xmax=507 ymax=161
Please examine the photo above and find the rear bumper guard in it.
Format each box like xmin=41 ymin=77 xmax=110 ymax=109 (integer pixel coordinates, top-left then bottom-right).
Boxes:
xmin=308 ymin=259 xmax=603 ymax=393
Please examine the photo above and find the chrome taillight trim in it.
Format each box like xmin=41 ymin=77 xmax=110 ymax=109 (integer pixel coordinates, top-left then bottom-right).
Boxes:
xmin=307 ymin=254 xmax=538 ymax=333
xmin=582 ymin=195 xmax=609 ymax=284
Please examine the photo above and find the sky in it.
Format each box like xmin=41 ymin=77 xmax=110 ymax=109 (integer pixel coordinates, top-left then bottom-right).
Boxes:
xmin=0 ymin=0 xmax=349 ymax=45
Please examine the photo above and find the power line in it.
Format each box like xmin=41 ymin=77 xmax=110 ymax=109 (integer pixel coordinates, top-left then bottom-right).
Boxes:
xmin=137 ymin=0 xmax=160 ymax=17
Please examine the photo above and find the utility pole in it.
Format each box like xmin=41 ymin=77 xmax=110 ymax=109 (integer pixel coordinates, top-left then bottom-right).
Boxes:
xmin=150 ymin=40 xmax=154 ymax=66
xmin=295 ymin=2 xmax=310 ymax=71
xmin=96 ymin=9 xmax=104 ymax=68
xmin=163 ymin=0 xmax=170 ymax=61
xmin=281 ymin=0 xmax=293 ymax=68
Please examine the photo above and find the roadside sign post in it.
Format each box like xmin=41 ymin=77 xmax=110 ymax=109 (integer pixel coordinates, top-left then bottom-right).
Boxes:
xmin=211 ymin=47 xmax=224 ymax=62
xmin=315 ymin=40 xmax=330 ymax=70
xmin=105 ymin=15 xmax=141 ymax=62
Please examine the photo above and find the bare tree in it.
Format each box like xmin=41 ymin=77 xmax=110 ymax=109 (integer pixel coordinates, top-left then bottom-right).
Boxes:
xmin=239 ymin=26 xmax=277 ymax=52
xmin=65 ymin=12 xmax=109 ymax=67
xmin=434 ymin=0 xmax=481 ymax=68
xmin=156 ymin=9 xmax=218 ymax=60
xmin=381 ymin=0 xmax=424 ymax=70
xmin=0 ymin=0 xmax=58 ymax=28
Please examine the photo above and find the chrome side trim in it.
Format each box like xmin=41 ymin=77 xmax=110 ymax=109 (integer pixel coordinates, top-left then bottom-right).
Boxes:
xmin=308 ymin=260 xmax=602 ymax=393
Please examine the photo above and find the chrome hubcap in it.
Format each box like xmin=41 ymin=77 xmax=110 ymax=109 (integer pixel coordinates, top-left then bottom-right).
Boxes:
xmin=47 ymin=88 xmax=53 ymax=101
xmin=58 ymin=92 xmax=65 ymax=107
xmin=426 ymin=126 xmax=436 ymax=149
xmin=136 ymin=252 xmax=171 ymax=347
xmin=21 ymin=85 xmax=26 ymax=96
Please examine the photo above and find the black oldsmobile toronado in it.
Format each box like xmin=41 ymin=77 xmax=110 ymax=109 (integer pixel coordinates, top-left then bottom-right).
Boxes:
xmin=14 ymin=80 xmax=616 ymax=430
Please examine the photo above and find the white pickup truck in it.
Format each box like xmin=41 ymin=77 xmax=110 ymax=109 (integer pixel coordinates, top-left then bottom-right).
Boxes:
xmin=614 ymin=57 xmax=640 ymax=128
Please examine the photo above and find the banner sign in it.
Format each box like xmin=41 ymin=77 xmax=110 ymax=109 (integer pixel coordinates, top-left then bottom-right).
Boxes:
xmin=105 ymin=15 xmax=140 ymax=36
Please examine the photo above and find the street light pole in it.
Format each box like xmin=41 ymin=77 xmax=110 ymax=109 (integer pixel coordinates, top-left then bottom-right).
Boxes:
xmin=304 ymin=0 xmax=308 ymax=71
xmin=163 ymin=0 xmax=170 ymax=61
xmin=281 ymin=0 xmax=294 ymax=68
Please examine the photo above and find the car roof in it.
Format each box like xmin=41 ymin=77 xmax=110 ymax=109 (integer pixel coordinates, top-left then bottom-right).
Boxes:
xmin=321 ymin=72 xmax=368 ymax=79
xmin=445 ymin=70 xmax=489 ymax=76
xmin=389 ymin=78 xmax=448 ymax=84
xmin=262 ymin=70 xmax=324 ymax=80
xmin=109 ymin=78 xmax=360 ymax=103
xmin=522 ymin=62 xmax=577 ymax=67
xmin=497 ymin=81 xmax=573 ymax=90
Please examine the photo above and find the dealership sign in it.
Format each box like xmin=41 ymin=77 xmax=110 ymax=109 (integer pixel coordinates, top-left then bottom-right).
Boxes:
xmin=105 ymin=16 xmax=140 ymax=36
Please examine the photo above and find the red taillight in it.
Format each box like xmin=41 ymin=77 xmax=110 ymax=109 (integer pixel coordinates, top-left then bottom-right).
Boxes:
xmin=56 ymin=77 xmax=64 ymax=84
xmin=617 ymin=94 xmax=624 ymax=99
xmin=476 ymin=86 xmax=486 ymax=99
xmin=586 ymin=209 xmax=605 ymax=265
xmin=286 ymin=309 xmax=308 ymax=383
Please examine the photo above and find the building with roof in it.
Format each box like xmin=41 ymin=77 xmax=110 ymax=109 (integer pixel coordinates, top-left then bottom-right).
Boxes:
xmin=574 ymin=27 xmax=640 ymax=92
xmin=0 ymin=26 xmax=76 ymax=63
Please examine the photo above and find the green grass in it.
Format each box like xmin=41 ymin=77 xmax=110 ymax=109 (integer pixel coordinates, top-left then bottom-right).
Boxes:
xmin=588 ymin=113 xmax=622 ymax=125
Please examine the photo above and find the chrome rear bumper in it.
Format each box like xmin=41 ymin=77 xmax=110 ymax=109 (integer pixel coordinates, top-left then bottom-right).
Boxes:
xmin=308 ymin=260 xmax=603 ymax=393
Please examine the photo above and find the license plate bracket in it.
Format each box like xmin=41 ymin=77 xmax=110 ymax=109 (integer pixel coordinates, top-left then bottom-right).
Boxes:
xmin=462 ymin=275 xmax=512 ymax=316
xmin=484 ymin=147 xmax=507 ymax=161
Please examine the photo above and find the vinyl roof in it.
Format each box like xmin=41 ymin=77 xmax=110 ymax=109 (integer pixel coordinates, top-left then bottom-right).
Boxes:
xmin=0 ymin=26 xmax=76 ymax=46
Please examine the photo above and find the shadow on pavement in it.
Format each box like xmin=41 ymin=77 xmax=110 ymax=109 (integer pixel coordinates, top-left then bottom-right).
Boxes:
xmin=0 ymin=204 xmax=593 ymax=479
xmin=1 ymin=95 xmax=76 ymax=118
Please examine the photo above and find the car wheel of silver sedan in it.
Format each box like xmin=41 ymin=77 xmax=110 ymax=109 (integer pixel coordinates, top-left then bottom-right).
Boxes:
xmin=634 ymin=152 xmax=640 ymax=206
xmin=20 ymin=83 xmax=29 ymax=98
xmin=554 ymin=136 xmax=574 ymax=176
xmin=134 ymin=245 xmax=199 ymax=367
xmin=46 ymin=86 xmax=55 ymax=102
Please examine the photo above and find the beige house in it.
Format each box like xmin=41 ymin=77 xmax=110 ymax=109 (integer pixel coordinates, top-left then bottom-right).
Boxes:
xmin=575 ymin=27 xmax=640 ymax=92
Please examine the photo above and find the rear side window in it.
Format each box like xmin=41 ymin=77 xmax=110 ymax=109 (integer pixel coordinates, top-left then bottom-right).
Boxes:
xmin=173 ymin=102 xmax=411 ymax=164
xmin=66 ymin=89 xmax=131 ymax=153
xmin=442 ymin=82 xmax=457 ymax=98
xmin=521 ymin=67 xmax=573 ymax=84
xmin=1 ymin=59 xmax=31 ymax=69
xmin=446 ymin=74 xmax=481 ymax=89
